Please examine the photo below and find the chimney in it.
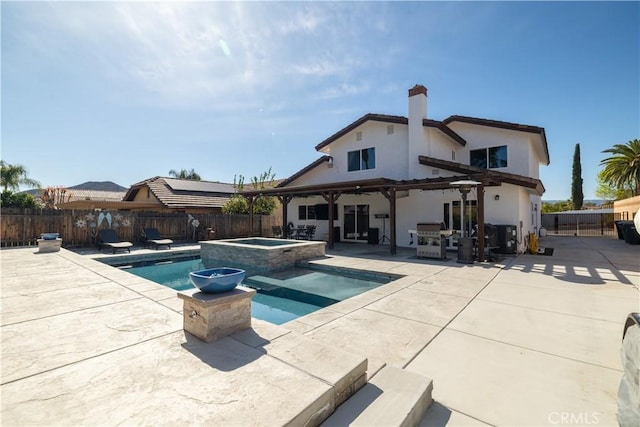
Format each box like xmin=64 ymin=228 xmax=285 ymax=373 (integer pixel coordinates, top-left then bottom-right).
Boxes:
xmin=408 ymin=84 xmax=427 ymax=120
xmin=407 ymin=85 xmax=428 ymax=178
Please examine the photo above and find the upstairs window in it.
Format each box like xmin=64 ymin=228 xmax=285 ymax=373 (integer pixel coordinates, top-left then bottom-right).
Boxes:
xmin=348 ymin=147 xmax=376 ymax=172
xmin=470 ymin=145 xmax=507 ymax=169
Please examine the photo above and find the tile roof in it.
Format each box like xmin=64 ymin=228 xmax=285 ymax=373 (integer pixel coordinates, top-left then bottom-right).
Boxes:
xmin=66 ymin=189 xmax=126 ymax=202
xmin=314 ymin=113 xmax=466 ymax=151
xmin=124 ymin=177 xmax=236 ymax=209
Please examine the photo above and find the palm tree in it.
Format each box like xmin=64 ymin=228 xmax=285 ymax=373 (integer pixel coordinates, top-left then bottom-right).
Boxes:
xmin=168 ymin=168 xmax=201 ymax=181
xmin=1 ymin=161 xmax=41 ymax=191
xmin=600 ymin=139 xmax=640 ymax=196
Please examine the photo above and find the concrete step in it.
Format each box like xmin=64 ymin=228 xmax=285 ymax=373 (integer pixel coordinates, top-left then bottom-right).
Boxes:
xmin=321 ymin=365 xmax=433 ymax=427
xmin=231 ymin=321 xmax=368 ymax=426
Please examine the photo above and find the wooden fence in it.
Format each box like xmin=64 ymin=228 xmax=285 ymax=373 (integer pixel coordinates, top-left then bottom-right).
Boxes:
xmin=0 ymin=208 xmax=278 ymax=248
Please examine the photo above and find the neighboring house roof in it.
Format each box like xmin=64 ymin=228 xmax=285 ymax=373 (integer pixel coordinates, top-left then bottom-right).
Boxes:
xmin=65 ymin=189 xmax=126 ymax=202
xmin=23 ymin=181 xmax=127 ymax=203
xmin=443 ymin=115 xmax=550 ymax=165
xmin=123 ymin=177 xmax=236 ymax=209
xmin=314 ymin=113 xmax=467 ymax=151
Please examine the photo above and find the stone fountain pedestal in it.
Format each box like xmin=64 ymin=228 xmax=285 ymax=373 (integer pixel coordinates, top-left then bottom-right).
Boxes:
xmin=177 ymin=286 xmax=256 ymax=343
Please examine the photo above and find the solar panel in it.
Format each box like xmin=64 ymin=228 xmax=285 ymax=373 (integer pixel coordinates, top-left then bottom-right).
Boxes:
xmin=164 ymin=178 xmax=235 ymax=194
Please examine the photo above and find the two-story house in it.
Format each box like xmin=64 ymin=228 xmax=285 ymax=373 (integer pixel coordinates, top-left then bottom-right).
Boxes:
xmin=244 ymin=85 xmax=548 ymax=257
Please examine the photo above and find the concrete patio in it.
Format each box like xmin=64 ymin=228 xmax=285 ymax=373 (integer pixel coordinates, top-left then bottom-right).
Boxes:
xmin=1 ymin=235 xmax=638 ymax=426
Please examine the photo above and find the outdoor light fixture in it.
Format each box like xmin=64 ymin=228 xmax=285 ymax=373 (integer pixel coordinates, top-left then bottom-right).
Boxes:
xmin=327 ymin=156 xmax=334 ymax=168
xmin=494 ymin=194 xmax=500 ymax=201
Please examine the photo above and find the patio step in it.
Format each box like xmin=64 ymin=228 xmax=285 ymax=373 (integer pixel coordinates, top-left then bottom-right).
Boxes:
xmin=321 ymin=365 xmax=433 ymax=427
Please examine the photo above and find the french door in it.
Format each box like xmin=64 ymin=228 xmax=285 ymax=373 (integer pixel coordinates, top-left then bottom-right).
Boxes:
xmin=343 ymin=204 xmax=369 ymax=241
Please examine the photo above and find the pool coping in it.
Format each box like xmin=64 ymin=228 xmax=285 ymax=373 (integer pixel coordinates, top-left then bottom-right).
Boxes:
xmin=3 ymin=236 xmax=638 ymax=426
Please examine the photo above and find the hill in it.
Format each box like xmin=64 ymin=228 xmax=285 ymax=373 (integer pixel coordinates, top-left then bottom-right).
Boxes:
xmin=542 ymin=199 xmax=606 ymax=206
xmin=67 ymin=181 xmax=127 ymax=192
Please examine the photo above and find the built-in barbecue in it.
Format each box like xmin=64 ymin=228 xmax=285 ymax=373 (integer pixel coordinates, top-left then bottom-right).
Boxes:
xmin=415 ymin=223 xmax=451 ymax=259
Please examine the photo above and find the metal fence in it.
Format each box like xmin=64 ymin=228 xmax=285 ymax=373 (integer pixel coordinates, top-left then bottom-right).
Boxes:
xmin=0 ymin=208 xmax=277 ymax=248
xmin=541 ymin=212 xmax=622 ymax=236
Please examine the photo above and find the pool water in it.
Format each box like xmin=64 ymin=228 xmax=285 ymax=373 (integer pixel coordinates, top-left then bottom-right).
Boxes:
xmin=122 ymin=257 xmax=396 ymax=325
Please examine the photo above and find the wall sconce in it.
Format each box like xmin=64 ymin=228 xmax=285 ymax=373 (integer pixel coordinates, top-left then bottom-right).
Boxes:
xmin=327 ymin=156 xmax=334 ymax=168
xmin=494 ymin=194 xmax=500 ymax=201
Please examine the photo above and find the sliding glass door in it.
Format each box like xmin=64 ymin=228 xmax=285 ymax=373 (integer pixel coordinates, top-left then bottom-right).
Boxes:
xmin=343 ymin=204 xmax=369 ymax=241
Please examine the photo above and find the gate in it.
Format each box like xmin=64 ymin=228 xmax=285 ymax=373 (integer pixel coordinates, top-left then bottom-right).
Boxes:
xmin=541 ymin=211 xmax=621 ymax=236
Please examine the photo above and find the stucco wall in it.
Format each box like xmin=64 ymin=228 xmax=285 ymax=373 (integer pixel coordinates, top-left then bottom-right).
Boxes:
xmin=447 ymin=122 xmax=540 ymax=178
xmin=131 ymin=186 xmax=161 ymax=205
xmin=292 ymin=121 xmax=409 ymax=186
xmin=614 ymin=195 xmax=640 ymax=220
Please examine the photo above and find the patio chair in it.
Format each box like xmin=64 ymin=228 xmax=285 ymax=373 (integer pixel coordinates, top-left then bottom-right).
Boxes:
xmin=296 ymin=225 xmax=308 ymax=240
xmin=272 ymin=225 xmax=283 ymax=238
xmin=97 ymin=229 xmax=133 ymax=254
xmin=305 ymin=225 xmax=316 ymax=240
xmin=142 ymin=228 xmax=173 ymax=249
xmin=286 ymin=223 xmax=296 ymax=239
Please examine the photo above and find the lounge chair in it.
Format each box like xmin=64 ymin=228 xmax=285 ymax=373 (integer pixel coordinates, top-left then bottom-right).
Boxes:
xmin=142 ymin=228 xmax=173 ymax=249
xmin=97 ymin=229 xmax=133 ymax=254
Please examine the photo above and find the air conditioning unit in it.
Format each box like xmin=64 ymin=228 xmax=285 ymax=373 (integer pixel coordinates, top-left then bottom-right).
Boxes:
xmin=495 ymin=225 xmax=517 ymax=254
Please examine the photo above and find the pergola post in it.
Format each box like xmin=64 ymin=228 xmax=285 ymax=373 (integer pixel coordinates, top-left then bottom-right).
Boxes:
xmin=246 ymin=196 xmax=255 ymax=237
xmin=477 ymin=182 xmax=485 ymax=262
xmin=390 ymin=187 xmax=397 ymax=255
xmin=278 ymin=195 xmax=292 ymax=238
xmin=322 ymin=191 xmax=341 ymax=250
xmin=381 ymin=187 xmax=397 ymax=255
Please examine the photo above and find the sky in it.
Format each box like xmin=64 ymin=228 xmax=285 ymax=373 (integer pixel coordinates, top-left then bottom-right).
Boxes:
xmin=2 ymin=1 xmax=639 ymax=201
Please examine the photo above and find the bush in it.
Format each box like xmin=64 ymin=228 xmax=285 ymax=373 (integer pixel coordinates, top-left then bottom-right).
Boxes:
xmin=222 ymin=195 xmax=249 ymax=214
xmin=1 ymin=190 xmax=39 ymax=208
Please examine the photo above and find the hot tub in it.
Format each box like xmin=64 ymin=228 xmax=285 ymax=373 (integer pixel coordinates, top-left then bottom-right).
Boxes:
xmin=200 ymin=238 xmax=326 ymax=272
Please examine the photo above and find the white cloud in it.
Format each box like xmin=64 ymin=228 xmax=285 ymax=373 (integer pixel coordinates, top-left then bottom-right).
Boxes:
xmin=318 ymin=82 xmax=372 ymax=100
xmin=5 ymin=2 xmax=405 ymax=111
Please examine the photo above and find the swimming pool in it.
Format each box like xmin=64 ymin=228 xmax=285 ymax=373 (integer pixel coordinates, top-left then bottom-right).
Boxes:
xmin=120 ymin=257 xmax=400 ymax=325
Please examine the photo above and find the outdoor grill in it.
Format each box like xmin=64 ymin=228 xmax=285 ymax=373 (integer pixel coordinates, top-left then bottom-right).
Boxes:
xmin=416 ymin=223 xmax=450 ymax=259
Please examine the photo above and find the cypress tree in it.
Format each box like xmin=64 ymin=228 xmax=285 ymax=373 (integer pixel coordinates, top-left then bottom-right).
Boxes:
xmin=571 ymin=143 xmax=583 ymax=210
